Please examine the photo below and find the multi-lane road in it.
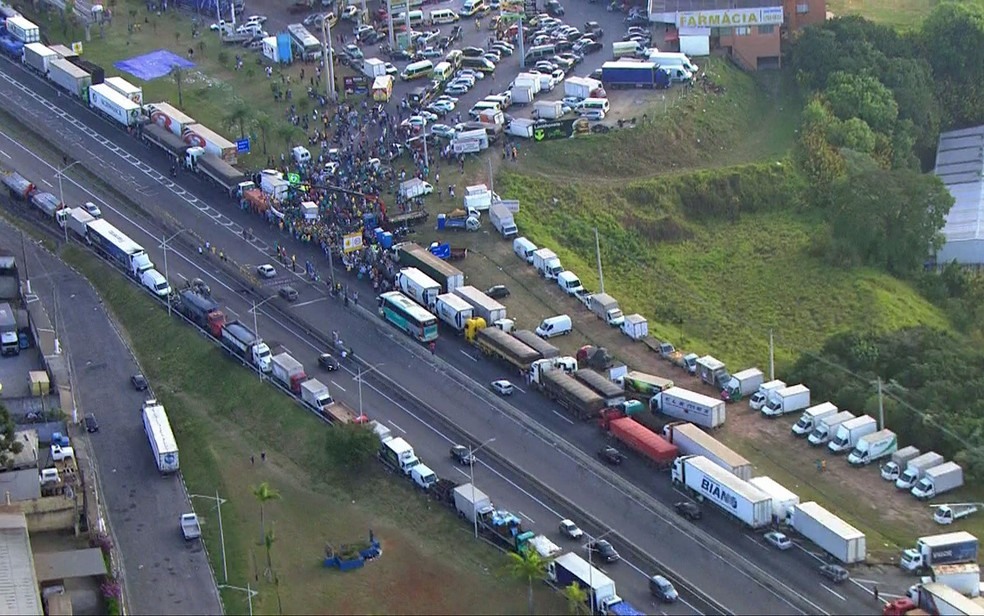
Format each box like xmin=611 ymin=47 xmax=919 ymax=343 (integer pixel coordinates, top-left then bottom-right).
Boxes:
xmin=0 ymin=52 xmax=886 ymax=615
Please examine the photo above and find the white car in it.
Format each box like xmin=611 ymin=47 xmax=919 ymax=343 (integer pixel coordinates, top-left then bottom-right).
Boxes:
xmin=244 ymin=15 xmax=267 ymax=25
xmin=490 ymin=380 xmax=514 ymax=395
xmin=82 ymin=201 xmax=102 ymax=218
xmin=559 ymin=519 xmax=583 ymax=539
xmin=256 ymin=264 xmax=277 ymax=279
xmin=763 ymin=531 xmax=792 ymax=551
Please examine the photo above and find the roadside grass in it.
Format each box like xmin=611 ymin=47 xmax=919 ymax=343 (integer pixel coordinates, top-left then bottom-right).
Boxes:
xmin=62 ymin=246 xmax=564 ymax=615
xmin=825 ymin=0 xmax=966 ymax=29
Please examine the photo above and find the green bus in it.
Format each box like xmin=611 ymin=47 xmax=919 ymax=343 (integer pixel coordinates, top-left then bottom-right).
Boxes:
xmin=378 ymin=291 xmax=439 ymax=342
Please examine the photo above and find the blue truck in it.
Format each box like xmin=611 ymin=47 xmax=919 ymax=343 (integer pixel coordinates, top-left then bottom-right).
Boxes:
xmin=601 ymin=61 xmax=670 ymax=90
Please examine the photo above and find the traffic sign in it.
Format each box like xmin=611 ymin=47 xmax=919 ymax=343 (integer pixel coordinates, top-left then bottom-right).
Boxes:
xmin=236 ymin=138 xmax=250 ymax=154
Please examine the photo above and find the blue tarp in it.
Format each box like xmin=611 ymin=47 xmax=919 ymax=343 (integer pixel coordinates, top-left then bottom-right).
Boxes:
xmin=114 ymin=49 xmax=195 ymax=81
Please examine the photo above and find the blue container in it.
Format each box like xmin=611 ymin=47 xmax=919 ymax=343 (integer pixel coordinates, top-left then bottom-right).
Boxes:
xmin=436 ymin=213 xmax=446 ymax=230
xmin=379 ymin=232 xmax=393 ymax=250
xmin=373 ymin=227 xmax=385 ymax=243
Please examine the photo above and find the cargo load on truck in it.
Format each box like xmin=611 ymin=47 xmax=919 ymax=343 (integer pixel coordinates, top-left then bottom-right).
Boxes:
xmin=574 ymin=369 xmax=624 ymax=405
xmin=791 ymin=502 xmax=866 ymax=564
xmin=895 ymin=451 xmax=945 ymax=490
xmin=397 ymin=242 xmax=464 ymax=292
xmin=142 ymin=399 xmax=179 ymax=474
xmin=912 ymin=461 xmax=964 ymax=501
xmin=547 ymin=553 xmax=637 ymax=615
xmin=671 ymin=455 xmax=771 ymax=528
xmin=511 ymin=329 xmax=559 ymax=359
xmin=619 ymin=370 xmax=673 ymax=400
xmin=533 ymin=365 xmax=605 ymax=420
xmin=271 ymin=352 xmax=307 ymax=394
xmin=453 ymin=285 xmax=506 ymax=323
xmin=651 ymin=387 xmax=726 ymax=429
xmin=434 ymin=293 xmax=473 ymax=332
xmin=662 ymin=422 xmax=751 ymax=480
xmin=605 ymin=416 xmax=677 ymax=468
xmin=748 ymin=476 xmax=800 ymax=524
xmin=721 ymin=368 xmax=763 ymax=402
xmin=466 ymin=321 xmax=540 ymax=370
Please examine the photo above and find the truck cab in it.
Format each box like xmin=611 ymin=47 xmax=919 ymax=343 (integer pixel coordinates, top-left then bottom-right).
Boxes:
xmin=749 ymin=380 xmax=785 ymax=411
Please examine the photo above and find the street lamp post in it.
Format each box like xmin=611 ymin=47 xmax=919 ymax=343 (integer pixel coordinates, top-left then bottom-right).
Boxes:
xmin=56 ymin=161 xmax=82 ymax=242
xmin=469 ymin=437 xmax=496 ymax=538
xmin=321 ymin=17 xmax=336 ymax=100
xmin=356 ymin=363 xmax=385 ymax=418
xmin=582 ymin=529 xmax=615 ymax=613
xmin=250 ymin=294 xmax=279 ymax=381
xmin=160 ymin=230 xmax=186 ymax=317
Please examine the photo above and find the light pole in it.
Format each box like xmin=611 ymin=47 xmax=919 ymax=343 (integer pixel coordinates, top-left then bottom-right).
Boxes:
xmin=321 ymin=17 xmax=336 ymax=100
xmin=582 ymin=528 xmax=615 ymax=613
xmin=55 ymin=160 xmax=82 ymax=242
xmin=355 ymin=363 xmax=385 ymax=418
xmin=407 ymin=133 xmax=429 ymax=170
xmin=249 ymin=294 xmax=278 ymax=380
xmin=469 ymin=437 xmax=496 ymax=538
xmin=386 ymin=0 xmax=394 ymax=47
xmin=160 ymin=229 xmax=186 ymax=317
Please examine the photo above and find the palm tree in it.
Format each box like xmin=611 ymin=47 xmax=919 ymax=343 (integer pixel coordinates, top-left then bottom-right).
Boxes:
xmin=224 ymin=99 xmax=252 ymax=139
xmin=170 ymin=66 xmax=185 ymax=108
xmin=251 ymin=482 xmax=281 ymax=544
xmin=561 ymin=582 xmax=590 ymax=616
xmin=263 ymin=524 xmax=276 ymax=577
xmin=255 ymin=113 xmax=273 ymax=155
xmin=506 ymin=549 xmax=549 ymax=615
xmin=276 ymin=123 xmax=298 ymax=152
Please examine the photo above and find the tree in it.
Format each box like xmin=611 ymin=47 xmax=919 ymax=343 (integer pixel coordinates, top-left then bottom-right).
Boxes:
xmin=0 ymin=403 xmax=24 ymax=468
xmin=224 ymin=99 xmax=252 ymax=139
xmin=324 ymin=423 xmax=378 ymax=468
xmin=506 ymin=549 xmax=549 ymax=615
xmin=170 ymin=66 xmax=185 ymax=108
xmin=251 ymin=482 xmax=281 ymax=545
xmin=255 ymin=113 xmax=273 ymax=155
xmin=276 ymin=123 xmax=299 ymax=150
xmin=561 ymin=582 xmax=590 ymax=616
xmin=919 ymin=3 xmax=984 ymax=127
xmin=877 ymin=56 xmax=940 ymax=165
xmin=823 ymin=71 xmax=898 ymax=133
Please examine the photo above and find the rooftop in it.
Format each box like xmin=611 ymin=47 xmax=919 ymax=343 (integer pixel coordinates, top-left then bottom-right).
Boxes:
xmin=0 ymin=512 xmax=42 ymax=615
xmin=935 ymin=125 xmax=984 ymax=247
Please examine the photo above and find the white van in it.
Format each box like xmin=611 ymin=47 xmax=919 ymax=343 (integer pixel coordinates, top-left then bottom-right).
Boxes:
xmin=401 ymin=59 xmax=434 ymax=80
xmin=536 ymin=315 xmax=573 ymax=338
xmin=513 ymin=237 xmax=537 ymax=262
xmin=432 ymin=61 xmax=454 ymax=82
xmin=395 ymin=9 xmax=425 ymax=26
xmin=469 ymin=100 xmax=500 ymax=118
xmin=649 ymin=52 xmax=698 ymax=73
xmin=612 ymin=41 xmax=643 ymax=58
xmin=557 ymin=271 xmax=583 ymax=295
xmin=460 ymin=0 xmax=487 ymax=17
xmin=140 ymin=268 xmax=172 ymax=297
xmin=484 ymin=93 xmax=511 ymax=110
xmin=429 ymin=8 xmax=459 ymax=24
xmin=577 ymin=97 xmax=610 ymax=114
xmin=292 ymin=145 xmax=311 ymax=164
xmin=660 ymin=65 xmax=693 ymax=84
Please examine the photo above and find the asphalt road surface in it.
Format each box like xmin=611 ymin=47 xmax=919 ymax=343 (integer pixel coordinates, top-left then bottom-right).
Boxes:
xmin=0 ymin=57 xmax=889 ymax=614
xmin=0 ymin=217 xmax=222 ymax=614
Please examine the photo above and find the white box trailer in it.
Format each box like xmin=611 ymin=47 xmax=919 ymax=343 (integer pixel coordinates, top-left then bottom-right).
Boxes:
xmin=434 ymin=293 xmax=473 ymax=332
xmin=5 ymin=15 xmax=39 ymax=43
xmin=651 ymin=386 xmax=726 ymax=429
xmin=47 ymin=58 xmax=91 ymax=98
xmin=142 ymin=400 xmax=179 ymax=474
xmin=791 ymin=501 xmax=866 ymax=564
xmin=146 ymin=101 xmax=196 ymax=138
xmin=671 ymin=455 xmax=772 ymax=528
xmin=22 ymin=42 xmax=57 ymax=74
xmin=104 ymin=75 xmax=143 ymax=105
xmin=453 ymin=285 xmax=507 ymax=324
xmin=89 ymin=83 xmax=142 ymax=127
xmin=662 ymin=422 xmax=751 ymax=480
xmin=748 ymin=476 xmax=800 ymax=523
xmin=397 ymin=267 xmax=442 ymax=309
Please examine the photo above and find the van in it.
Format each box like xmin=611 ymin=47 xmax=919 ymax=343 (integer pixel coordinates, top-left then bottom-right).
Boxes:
xmin=659 ymin=66 xmax=693 ymax=84
xmin=432 ymin=61 xmax=454 ymax=82
xmin=460 ymin=0 xmax=487 ymax=17
xmin=578 ymin=108 xmax=606 ymax=121
xmin=484 ymin=93 xmax=511 ymax=110
xmin=401 ymin=59 xmax=434 ymax=80
xmin=429 ymin=8 xmax=459 ymax=24
xmin=292 ymin=145 xmax=311 ymax=164
xmin=536 ymin=314 xmax=573 ymax=338
xmin=524 ymin=44 xmax=556 ymax=62
xmin=445 ymin=49 xmax=463 ymax=69
xmin=612 ymin=41 xmax=643 ymax=58
xmin=577 ymin=97 xmax=610 ymax=114
xmin=461 ymin=56 xmax=495 ymax=72
xmin=140 ymin=268 xmax=172 ymax=297
xmin=648 ymin=52 xmax=698 ymax=73
xmin=469 ymin=101 xmax=500 ymax=118
xmin=557 ymin=271 xmax=583 ymax=295
xmin=513 ymin=237 xmax=537 ymax=262
xmin=395 ymin=9 xmax=425 ymax=26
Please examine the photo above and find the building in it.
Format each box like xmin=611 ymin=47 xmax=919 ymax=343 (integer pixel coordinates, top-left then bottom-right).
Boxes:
xmin=647 ymin=0 xmax=827 ymax=69
xmin=934 ymin=125 xmax=984 ymax=266
xmin=0 ymin=512 xmax=43 ymax=615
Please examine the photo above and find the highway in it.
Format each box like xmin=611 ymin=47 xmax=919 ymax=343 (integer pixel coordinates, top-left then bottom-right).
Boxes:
xmin=0 ymin=58 xmax=880 ymax=615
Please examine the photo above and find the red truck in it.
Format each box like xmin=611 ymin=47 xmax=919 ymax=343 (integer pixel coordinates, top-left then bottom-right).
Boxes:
xmin=606 ymin=416 xmax=678 ymax=468
xmin=1 ymin=168 xmax=36 ymax=200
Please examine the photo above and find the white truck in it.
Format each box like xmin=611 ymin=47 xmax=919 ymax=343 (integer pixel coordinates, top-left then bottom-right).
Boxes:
xmin=398 ymin=267 xmax=442 ymax=310
xmin=379 ymin=437 xmax=420 ymax=475
xmin=808 ymin=410 xmax=856 ymax=447
xmin=671 ymin=455 xmax=772 ymax=528
xmin=564 ymin=76 xmax=601 ymax=100
xmin=453 ymin=483 xmax=493 ymax=523
xmin=490 ymin=203 xmax=518 ymax=239
xmin=880 ymin=445 xmax=921 ymax=481
xmin=510 ymin=85 xmax=535 ymax=105
xmin=926 ymin=563 xmax=982 ymax=597
xmin=651 ymin=387 xmax=726 ymax=430
xmin=721 ymin=368 xmax=763 ymax=403
xmin=791 ymin=402 xmax=838 ymax=437
xmin=895 ymin=451 xmax=945 ymax=490
xmin=909 ymin=582 xmax=984 ymax=615
xmin=453 ymin=285 xmax=507 ymax=324
xmin=587 ymin=292 xmax=624 ymax=327
xmin=180 ymin=513 xmax=202 ymax=540
xmin=271 ymin=352 xmax=307 ymax=394
xmin=142 ymin=399 xmax=179 ymax=474
xmin=300 ymin=378 xmax=334 ymax=413
xmin=399 ymin=178 xmax=433 ymax=199
xmin=67 ymin=207 xmax=95 ymax=239
xmin=546 ymin=552 xmax=633 ymax=615
xmin=827 ymin=415 xmax=877 ymax=454
xmin=663 ymin=421 xmax=750 ymax=479
xmin=362 ymin=57 xmax=386 ymax=78
xmin=847 ymin=429 xmax=898 ymax=466
xmin=748 ymin=476 xmax=800 ymax=524
xmin=791 ymin=501 xmax=866 ymax=564
xmin=620 ymin=314 xmax=648 ymax=340
xmin=749 ymin=379 xmax=785 ymax=411
xmin=410 ymin=464 xmax=438 ymax=490
xmin=901 ymin=531 xmax=978 ymax=573
xmin=761 ymin=384 xmax=811 ymax=418
xmin=220 ymin=320 xmax=273 ymax=373
xmin=434 ymin=293 xmax=473 ymax=332
xmin=22 ymin=42 xmax=57 ymax=74
xmin=912 ymin=462 xmax=964 ymax=501
xmin=531 ymin=248 xmax=563 ymax=280
xmin=696 ymin=355 xmax=729 ymax=389
xmin=532 ymin=100 xmax=564 ymax=119
xmin=556 ymin=271 xmax=584 ymax=295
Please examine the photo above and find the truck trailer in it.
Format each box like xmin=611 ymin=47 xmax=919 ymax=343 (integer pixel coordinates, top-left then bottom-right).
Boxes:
xmin=85 ymin=218 xmax=154 ymax=277
xmin=142 ymin=399 xmax=179 ymax=474
xmin=511 ymin=329 xmax=559 ymax=360
xmin=748 ymin=476 xmax=800 ymax=524
xmin=600 ymin=61 xmax=669 ymax=89
xmin=434 ymin=293 xmax=473 ymax=332
xmin=271 ymin=352 xmax=306 ymax=394
xmin=907 ymin=582 xmax=984 ymax=616
xmin=606 ymin=417 xmax=677 ymax=468
xmin=791 ymin=501 xmax=866 ymax=564
xmin=220 ymin=320 xmax=273 ymax=373
xmin=533 ymin=366 xmax=606 ymax=420
xmin=900 ymin=532 xmax=979 ymax=573
xmin=453 ymin=285 xmax=507 ymax=324
xmin=651 ymin=387 xmax=726 ymax=430
xmin=574 ymin=369 xmax=624 ymax=405
xmin=398 ymin=267 xmax=442 ymax=310
xmin=47 ymin=57 xmax=91 ymax=98
xmin=927 ymin=563 xmax=982 ymax=597
xmin=547 ymin=553 xmax=636 ymax=615
xmin=662 ymin=421 xmax=752 ymax=480
xmin=466 ymin=322 xmax=540 ymax=371
xmin=397 ymin=242 xmax=464 ymax=292
xmin=671 ymin=455 xmax=772 ymax=528
xmin=21 ymin=42 xmax=56 ymax=74
xmin=620 ymin=370 xmax=673 ymax=401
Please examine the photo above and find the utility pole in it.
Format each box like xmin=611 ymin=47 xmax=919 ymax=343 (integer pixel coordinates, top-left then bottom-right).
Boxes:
xmin=387 ymin=0 xmax=394 ymax=47
xmin=768 ymin=329 xmax=775 ymax=381
xmin=594 ymin=227 xmax=604 ymax=294
xmin=877 ymin=377 xmax=884 ymax=429
xmin=487 ymin=157 xmax=493 ymax=194
xmin=321 ymin=18 xmax=336 ymax=100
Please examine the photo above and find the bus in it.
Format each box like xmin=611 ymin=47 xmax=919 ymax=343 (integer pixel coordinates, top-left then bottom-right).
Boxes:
xmin=286 ymin=23 xmax=322 ymax=61
xmin=378 ymin=291 xmax=439 ymax=342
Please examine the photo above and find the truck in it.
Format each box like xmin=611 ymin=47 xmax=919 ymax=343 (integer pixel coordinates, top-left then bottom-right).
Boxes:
xmin=657 ymin=342 xmax=698 ymax=375
xmin=454 ymin=286 xmax=507 ymax=324
xmin=466 ymin=321 xmax=541 ymax=371
xmin=619 ymin=370 xmax=673 ymax=401
xmin=362 ymin=57 xmax=386 ymax=78
xmin=511 ymin=329 xmax=559 ymax=359
xmin=927 ymin=563 xmax=982 ymax=597
xmin=651 ymin=387 xmax=726 ymax=430
xmin=300 ymin=378 xmax=334 ymax=414
xmin=574 ymin=369 xmax=624 ymax=405
xmin=604 ymin=417 xmax=677 ymax=468
xmin=180 ymin=123 xmax=238 ymax=164
xmin=519 ymin=533 xmax=564 ymax=560
xmin=452 ymin=483 xmax=494 ymax=523
xmin=662 ymin=421 xmax=751 ymax=480
xmin=880 ymin=445 xmax=921 ymax=482
xmin=85 ymin=219 xmax=155 ymax=277
xmin=900 ymin=531 xmax=978 ymax=573
xmin=271 ymin=352 xmax=306 ymax=394
xmin=532 ymin=100 xmax=564 ymax=120
xmin=847 ymin=429 xmax=898 ymax=466
xmin=321 ymin=399 xmax=367 ymax=425
xmin=379 ymin=436 xmax=421 ymax=475
xmin=21 ymin=42 xmax=56 ymax=74
xmin=896 ymin=451 xmax=945 ymax=490
xmin=907 ymin=582 xmax=984 ymax=616
xmin=180 ymin=513 xmax=202 ymax=540
xmin=67 ymin=207 xmax=95 ymax=239
xmin=600 ymin=61 xmax=669 ymax=89
xmin=721 ymin=368 xmax=763 ymax=402
xmin=1 ymin=168 xmax=35 ymax=199
xmin=791 ymin=501 xmax=866 ymax=564
xmin=791 ymin=402 xmax=838 ymax=437
xmin=47 ymin=58 xmax=91 ymax=98
xmin=510 ymin=85 xmax=535 ymax=105
xmin=176 ymin=288 xmax=226 ymax=337
xmin=104 ymin=75 xmax=143 ymax=105
xmin=532 ymin=365 xmax=606 ymax=420
xmin=396 ymin=242 xmax=465 ymax=292
xmin=88 ymin=83 xmax=142 ymax=127
xmin=30 ymin=191 xmax=67 ymax=223
xmin=142 ymin=399 xmax=179 ymax=474
xmin=490 ymin=203 xmax=517 ymax=239
xmin=532 ymin=248 xmax=563 ymax=280
xmin=748 ymin=476 xmax=800 ymax=524
xmin=620 ymin=313 xmax=648 ymax=340
xmin=399 ymin=178 xmax=433 ymax=199
xmin=564 ymin=76 xmax=602 ymax=100
xmin=934 ymin=503 xmax=983 ymax=526
xmin=807 ymin=410 xmax=856 ymax=447
xmin=749 ymin=379 xmax=786 ymax=411
xmin=185 ymin=147 xmax=247 ymax=195
xmin=762 ymin=384 xmax=811 ymax=418
xmin=912 ymin=462 xmax=965 ymax=501
xmin=0 ymin=303 xmax=17 ymax=356
xmin=398 ymin=267 xmax=442 ymax=310
xmin=4 ymin=16 xmax=39 ymax=43
xmin=671 ymin=455 xmax=772 ymax=528
xmin=696 ymin=356 xmax=729 ymax=389
xmin=547 ymin=552 xmax=639 ymax=615
xmin=434 ymin=293 xmax=473 ymax=332
xmin=827 ymin=415 xmax=877 ymax=454
xmin=220 ymin=320 xmax=273 ymax=373
xmin=587 ymin=293 xmax=625 ymax=327
xmin=142 ymin=122 xmax=190 ymax=159
xmin=146 ymin=101 xmax=196 ymax=138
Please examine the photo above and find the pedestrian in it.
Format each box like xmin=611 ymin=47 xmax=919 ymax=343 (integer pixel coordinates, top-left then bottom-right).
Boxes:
xmin=820 ymin=459 xmax=827 ymax=472
xmin=261 ymin=451 xmax=266 ymax=462
xmin=873 ymin=587 xmax=879 ymax=604
xmin=250 ymin=455 xmax=255 ymax=465
xmin=198 ymin=245 xmax=203 ymax=256
xmin=429 ymin=341 xmax=436 ymax=354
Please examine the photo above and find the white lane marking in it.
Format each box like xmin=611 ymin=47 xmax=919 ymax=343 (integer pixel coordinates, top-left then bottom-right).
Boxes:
xmin=852 ymin=578 xmax=878 ymax=585
xmin=292 ymin=297 xmax=328 ymax=308
xmin=552 ymin=410 xmax=574 ymax=425
xmin=387 ymin=421 xmax=406 ymax=434
xmin=459 ymin=349 xmax=478 ymax=361
xmin=0 ymin=149 xmax=9 ymax=158
xmin=745 ymin=535 xmax=769 ymax=552
xmin=820 ymin=585 xmax=845 ymax=601
xmin=513 ymin=384 xmax=526 ymax=393
xmin=330 ymin=381 xmax=346 ymax=392
xmin=41 ymin=178 xmax=52 ymax=187
xmin=454 ymin=467 xmax=469 ymax=478
xmin=518 ymin=511 xmax=536 ymax=524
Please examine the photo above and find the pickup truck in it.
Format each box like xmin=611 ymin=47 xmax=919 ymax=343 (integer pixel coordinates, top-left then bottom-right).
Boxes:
xmin=657 ymin=342 xmax=698 ymax=375
xmin=180 ymin=513 xmax=202 ymax=540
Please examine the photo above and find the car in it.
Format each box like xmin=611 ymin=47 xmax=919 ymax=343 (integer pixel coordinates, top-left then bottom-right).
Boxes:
xmin=626 ymin=14 xmax=650 ymax=27
xmin=457 ymin=68 xmax=484 ymax=80
xmin=383 ymin=62 xmax=398 ymax=76
xmin=674 ymin=501 xmax=702 ymax=520
xmin=419 ymin=110 xmax=439 ymax=123
xmin=426 ymin=103 xmax=451 ymax=116
xmin=763 ymin=531 xmax=793 ymax=550
xmin=302 ymin=13 xmax=323 ymax=27
xmin=579 ymin=108 xmax=606 ymax=121
xmin=431 ymin=99 xmax=456 ymax=111
xmin=461 ymin=46 xmax=485 ymax=58
xmin=587 ymin=539 xmax=619 ymax=563
xmin=435 ymin=94 xmax=459 ymax=104
xmin=450 ymin=75 xmax=475 ymax=88
xmin=589 ymin=68 xmax=603 ymax=80
xmin=584 ymin=21 xmax=604 ymax=37
xmin=562 ymin=96 xmax=581 ymax=108
xmin=551 ymin=68 xmax=566 ymax=82
xmin=84 ymin=413 xmax=99 ymax=433
xmin=559 ymin=518 xmax=583 ymax=538
xmin=341 ymin=4 xmax=359 ymax=20
xmin=419 ymin=47 xmax=443 ymax=59
xmin=209 ymin=20 xmax=228 ymax=31
xmin=597 ymin=446 xmax=625 ymax=465
xmin=429 ymin=124 xmax=457 ymax=140
xmin=256 ymin=264 xmax=277 ymax=278
xmin=450 ymin=444 xmax=476 ymax=466
xmin=131 ymin=373 xmax=148 ymax=391
xmin=245 ymin=14 xmax=267 ymax=25
xmin=343 ymin=44 xmax=364 ymax=60
xmin=626 ymin=26 xmax=649 ymax=36
xmin=535 ymin=61 xmax=557 ymax=73
xmin=819 ymin=564 xmax=849 ymax=584
xmin=81 ymin=201 xmax=102 ymax=218
xmin=545 ymin=0 xmax=564 ymax=16
xmin=491 ymin=42 xmax=514 ymax=56
xmin=484 ymin=49 xmax=501 ymax=62
xmin=556 ymin=52 xmax=579 ymax=66
xmin=278 ymin=286 xmax=298 ymax=301
xmin=355 ymin=24 xmax=375 ymax=40
xmin=445 ymin=83 xmax=470 ymax=95
xmin=490 ymin=379 xmax=514 ymax=396
xmin=649 ymin=575 xmax=678 ymax=602
xmin=574 ymin=40 xmax=603 ymax=55
xmin=486 ymin=284 xmax=510 ymax=299
xmin=317 ymin=353 xmax=340 ymax=371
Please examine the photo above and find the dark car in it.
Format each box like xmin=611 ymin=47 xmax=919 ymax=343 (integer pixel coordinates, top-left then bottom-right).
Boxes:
xmin=584 ymin=21 xmax=604 ymax=38
xmin=462 ymin=46 xmax=486 ymax=57
xmin=278 ymin=286 xmax=298 ymax=301
xmin=450 ymin=444 xmax=475 ymax=465
xmin=84 ymin=413 xmax=99 ymax=433
xmin=575 ymin=40 xmax=603 ymax=55
xmin=318 ymin=353 xmax=339 ymax=371
xmin=486 ymin=285 xmax=510 ymax=299
xmin=625 ymin=14 xmax=650 ymax=27
xmin=674 ymin=501 xmax=702 ymax=520
xmin=545 ymin=0 xmax=564 ymax=16
xmin=587 ymin=539 xmax=619 ymax=563
xmin=597 ymin=446 xmax=625 ymax=465
xmin=131 ymin=373 xmax=148 ymax=391
xmin=819 ymin=564 xmax=849 ymax=584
